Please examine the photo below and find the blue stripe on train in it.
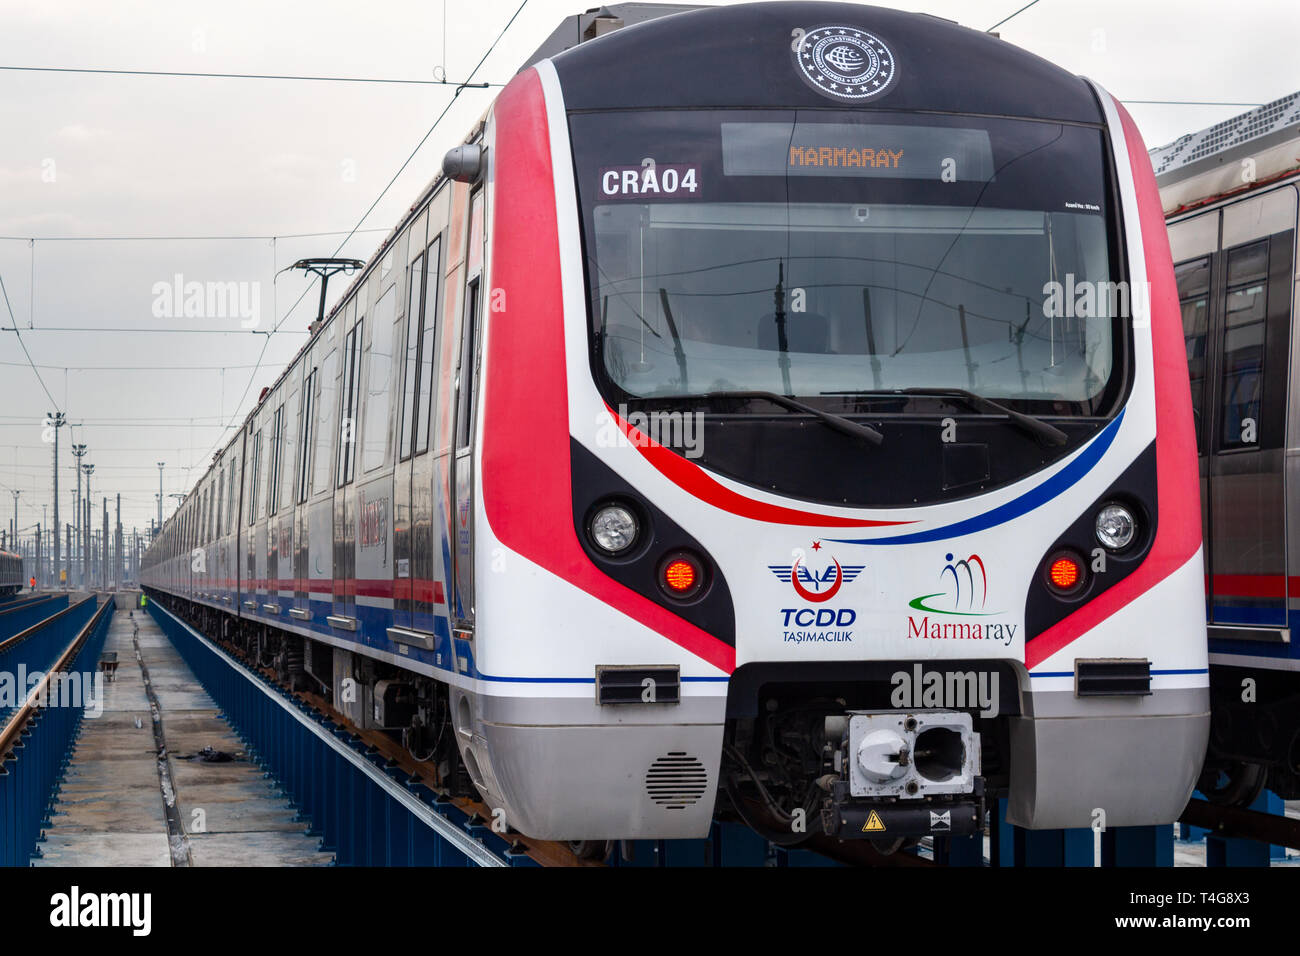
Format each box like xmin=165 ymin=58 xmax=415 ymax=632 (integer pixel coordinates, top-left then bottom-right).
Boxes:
xmin=829 ymin=409 xmax=1126 ymax=546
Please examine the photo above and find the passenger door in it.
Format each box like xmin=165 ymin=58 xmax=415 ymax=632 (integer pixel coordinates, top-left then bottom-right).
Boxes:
xmin=334 ymin=301 xmax=364 ymax=627
xmin=451 ymin=189 xmax=485 ymax=632
xmin=293 ymin=361 xmax=316 ymax=623
xmin=394 ymin=219 xmax=431 ymax=633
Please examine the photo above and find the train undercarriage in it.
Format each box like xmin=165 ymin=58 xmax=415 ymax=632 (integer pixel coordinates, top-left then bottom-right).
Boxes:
xmin=158 ymin=593 xmax=476 ymax=800
xmin=1200 ymin=665 xmax=1300 ymax=805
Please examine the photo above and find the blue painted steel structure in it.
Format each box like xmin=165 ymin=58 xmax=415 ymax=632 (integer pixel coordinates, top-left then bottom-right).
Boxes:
xmin=0 ymin=597 xmax=112 ymax=866
xmin=147 ymin=600 xmax=518 ymax=867
xmin=0 ymin=594 xmax=68 ymax=644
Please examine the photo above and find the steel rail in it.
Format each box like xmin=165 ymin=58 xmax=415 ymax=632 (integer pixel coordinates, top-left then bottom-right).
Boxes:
xmin=0 ymin=596 xmax=109 ymax=760
xmin=151 ymin=600 xmax=508 ymax=867
xmin=0 ymin=594 xmax=58 ymax=617
xmin=0 ymin=594 xmax=91 ymax=656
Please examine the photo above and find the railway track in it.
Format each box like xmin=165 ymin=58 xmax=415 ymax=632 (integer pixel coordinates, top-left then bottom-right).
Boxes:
xmin=0 ymin=596 xmax=113 ymax=865
xmin=153 ymin=598 xmax=933 ymax=868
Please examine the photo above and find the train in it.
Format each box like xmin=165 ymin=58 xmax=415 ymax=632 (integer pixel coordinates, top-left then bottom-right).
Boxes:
xmin=1155 ymin=91 xmax=1300 ymax=805
xmin=0 ymin=550 xmax=23 ymax=598
xmin=143 ymin=1 xmax=1210 ymax=849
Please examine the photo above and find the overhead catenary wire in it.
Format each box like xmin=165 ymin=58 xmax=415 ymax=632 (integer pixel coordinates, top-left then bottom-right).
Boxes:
xmin=987 ymin=0 xmax=1044 ymax=32
xmin=0 ymin=227 xmax=391 ymax=242
xmin=0 ymin=326 xmax=312 ymax=335
xmin=0 ymin=64 xmax=504 ymax=88
xmin=0 ymin=271 xmax=61 ymax=413
xmin=1121 ymin=99 xmax=1267 ymax=107
xmin=193 ymin=0 xmax=533 ymax=475
xmin=0 ymin=360 xmax=270 ymax=371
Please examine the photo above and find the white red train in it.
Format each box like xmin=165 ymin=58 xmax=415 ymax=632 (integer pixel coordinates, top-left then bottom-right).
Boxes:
xmin=143 ymin=2 xmax=1209 ymax=847
xmin=1156 ymin=91 xmax=1300 ymax=805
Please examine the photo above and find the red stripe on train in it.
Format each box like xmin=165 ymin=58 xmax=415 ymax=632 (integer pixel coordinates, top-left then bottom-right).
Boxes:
xmin=480 ymin=69 xmax=735 ymax=674
xmin=607 ymin=407 xmax=915 ymax=529
xmin=1025 ymin=101 xmax=1204 ymax=670
xmin=1204 ymin=573 xmax=1297 ymax=599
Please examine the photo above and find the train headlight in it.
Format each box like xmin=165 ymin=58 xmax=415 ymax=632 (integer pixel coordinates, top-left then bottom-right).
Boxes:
xmin=589 ymin=504 xmax=639 ymax=555
xmin=1095 ymin=503 xmax=1136 ymax=551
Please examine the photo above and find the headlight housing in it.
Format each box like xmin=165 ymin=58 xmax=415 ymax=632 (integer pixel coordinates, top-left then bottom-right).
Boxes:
xmin=1095 ymin=502 xmax=1136 ymax=551
xmin=589 ymin=503 xmax=639 ymax=555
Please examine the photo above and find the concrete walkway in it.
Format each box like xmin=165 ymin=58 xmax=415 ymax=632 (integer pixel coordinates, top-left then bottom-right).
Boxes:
xmin=35 ymin=606 xmax=332 ymax=866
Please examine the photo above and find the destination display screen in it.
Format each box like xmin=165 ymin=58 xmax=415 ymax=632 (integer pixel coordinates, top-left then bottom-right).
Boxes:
xmin=721 ymin=122 xmax=995 ymax=181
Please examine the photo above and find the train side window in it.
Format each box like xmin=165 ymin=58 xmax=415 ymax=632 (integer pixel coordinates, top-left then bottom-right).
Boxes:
xmin=280 ymin=388 xmax=297 ymax=511
xmin=215 ymin=466 xmax=224 ymax=539
xmin=228 ymin=459 xmax=238 ymax=533
xmin=1218 ymin=240 xmax=1269 ymax=451
xmin=457 ymin=190 xmax=485 ymax=452
xmin=259 ymin=412 xmax=272 ymax=519
xmin=416 ymin=236 xmax=443 ymax=455
xmin=298 ymin=368 xmax=316 ymax=503
xmin=1174 ymin=256 xmax=1210 ymax=450
xmin=312 ymin=348 xmax=338 ymax=496
xmin=338 ymin=317 xmax=363 ymax=487
xmin=249 ymin=427 xmax=262 ymax=526
xmin=268 ymin=404 xmax=284 ymax=514
xmin=363 ymin=285 xmax=397 ymax=472
xmin=457 ymin=279 xmax=482 ymax=451
xmin=400 ymin=254 xmax=426 ymax=462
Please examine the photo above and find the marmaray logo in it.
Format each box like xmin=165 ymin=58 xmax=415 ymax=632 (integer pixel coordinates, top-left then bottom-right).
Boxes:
xmin=768 ymin=542 xmax=864 ymax=603
xmin=906 ymin=551 xmax=1018 ymax=645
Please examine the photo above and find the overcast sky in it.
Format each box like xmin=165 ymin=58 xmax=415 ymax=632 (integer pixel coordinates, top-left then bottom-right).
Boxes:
xmin=1 ymin=0 xmax=1296 ymax=548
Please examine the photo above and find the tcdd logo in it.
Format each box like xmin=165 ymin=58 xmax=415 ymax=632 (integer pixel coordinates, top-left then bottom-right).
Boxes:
xmin=768 ymin=544 xmax=864 ymax=603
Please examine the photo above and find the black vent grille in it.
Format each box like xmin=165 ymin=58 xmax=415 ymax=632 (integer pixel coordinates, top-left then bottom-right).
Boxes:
xmin=597 ymin=665 xmax=680 ymax=705
xmin=644 ymin=752 xmax=708 ymax=809
xmin=1075 ymin=659 xmax=1152 ymax=697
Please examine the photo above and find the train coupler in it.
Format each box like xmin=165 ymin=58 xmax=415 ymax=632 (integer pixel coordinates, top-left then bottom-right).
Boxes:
xmin=824 ymin=795 xmax=983 ymax=839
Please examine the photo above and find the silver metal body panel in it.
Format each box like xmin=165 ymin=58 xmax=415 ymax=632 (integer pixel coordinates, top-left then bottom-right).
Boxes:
xmin=1007 ymin=687 xmax=1210 ymax=829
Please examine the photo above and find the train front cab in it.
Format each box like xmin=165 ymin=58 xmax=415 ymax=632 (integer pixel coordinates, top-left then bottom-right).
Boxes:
xmin=458 ymin=4 xmax=1210 ymax=843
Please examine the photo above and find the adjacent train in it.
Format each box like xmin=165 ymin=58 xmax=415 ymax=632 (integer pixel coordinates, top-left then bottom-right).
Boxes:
xmin=143 ymin=2 xmax=1209 ymax=846
xmin=1156 ymin=92 xmax=1300 ymax=805
xmin=0 ymin=550 xmax=22 ymax=598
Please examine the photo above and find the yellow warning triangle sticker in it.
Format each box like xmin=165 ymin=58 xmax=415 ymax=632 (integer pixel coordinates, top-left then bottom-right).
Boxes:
xmin=861 ymin=811 xmax=886 ymax=833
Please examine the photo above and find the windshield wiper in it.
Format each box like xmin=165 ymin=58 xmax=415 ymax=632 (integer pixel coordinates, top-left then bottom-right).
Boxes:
xmin=823 ymin=387 xmax=1068 ymax=447
xmin=641 ymin=390 xmax=883 ymax=446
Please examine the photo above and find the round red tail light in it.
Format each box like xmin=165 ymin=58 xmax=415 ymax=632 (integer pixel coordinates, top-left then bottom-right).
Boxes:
xmin=659 ymin=552 xmax=706 ymax=600
xmin=1044 ymin=550 xmax=1087 ymax=597
xmin=1049 ymin=557 xmax=1080 ymax=589
xmin=664 ymin=560 xmax=697 ymax=592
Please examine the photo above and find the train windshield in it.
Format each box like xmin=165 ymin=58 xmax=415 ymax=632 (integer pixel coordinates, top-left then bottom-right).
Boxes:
xmin=571 ymin=110 xmax=1124 ymax=416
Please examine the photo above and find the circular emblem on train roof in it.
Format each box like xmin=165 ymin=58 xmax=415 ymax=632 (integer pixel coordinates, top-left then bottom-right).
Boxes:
xmin=792 ymin=26 xmax=896 ymax=102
